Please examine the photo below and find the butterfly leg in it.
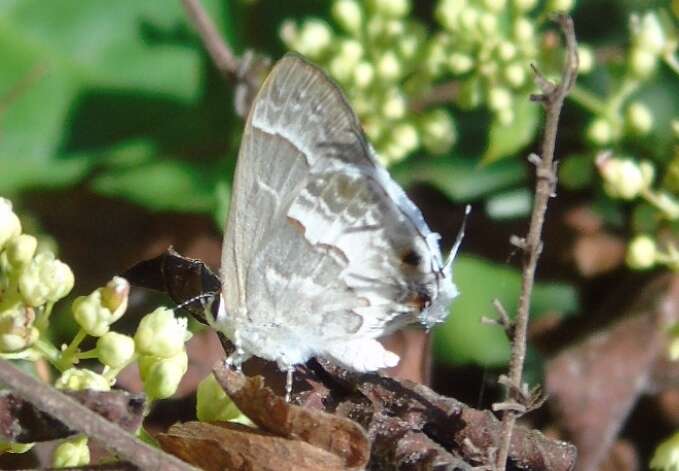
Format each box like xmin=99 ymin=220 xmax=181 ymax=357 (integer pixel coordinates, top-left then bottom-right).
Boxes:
xmin=285 ymin=366 xmax=294 ymax=403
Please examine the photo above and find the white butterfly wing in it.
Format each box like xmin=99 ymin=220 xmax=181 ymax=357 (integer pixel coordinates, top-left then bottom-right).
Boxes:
xmin=218 ymin=54 xmax=457 ymax=371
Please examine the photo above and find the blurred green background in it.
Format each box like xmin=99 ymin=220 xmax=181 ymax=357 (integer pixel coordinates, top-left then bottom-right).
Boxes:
xmin=1 ymin=0 xmax=677 ymax=375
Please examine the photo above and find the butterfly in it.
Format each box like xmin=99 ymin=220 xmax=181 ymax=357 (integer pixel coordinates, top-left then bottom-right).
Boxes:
xmin=208 ymin=53 xmax=463 ymax=392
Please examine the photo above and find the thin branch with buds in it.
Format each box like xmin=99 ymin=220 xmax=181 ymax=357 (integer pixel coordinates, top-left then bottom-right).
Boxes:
xmin=493 ymin=14 xmax=578 ymax=471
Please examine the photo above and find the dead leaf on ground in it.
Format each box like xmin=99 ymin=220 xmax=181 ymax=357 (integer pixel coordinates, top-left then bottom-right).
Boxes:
xmin=213 ymin=366 xmax=370 ymax=470
xmin=158 ymin=421 xmax=347 ymax=471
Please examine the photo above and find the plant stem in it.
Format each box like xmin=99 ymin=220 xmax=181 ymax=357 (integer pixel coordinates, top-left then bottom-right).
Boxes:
xmin=33 ymin=338 xmax=61 ymax=368
xmin=57 ymin=328 xmax=87 ymax=370
xmin=494 ymin=15 xmax=579 ymax=471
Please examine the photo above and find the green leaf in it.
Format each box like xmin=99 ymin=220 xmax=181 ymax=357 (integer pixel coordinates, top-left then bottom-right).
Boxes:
xmin=560 ymin=153 xmax=595 ymax=190
xmin=482 ymin=97 xmax=540 ymax=164
xmin=434 ymin=255 xmax=579 ymax=366
xmin=90 ymin=160 xmax=217 ymax=213
xmin=0 ymin=0 xmax=221 ymax=193
xmin=392 ymin=156 xmax=527 ymax=202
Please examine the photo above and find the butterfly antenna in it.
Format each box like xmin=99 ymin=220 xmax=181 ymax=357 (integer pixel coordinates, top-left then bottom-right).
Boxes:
xmin=175 ymin=292 xmax=217 ymax=312
xmin=445 ymin=205 xmax=471 ymax=270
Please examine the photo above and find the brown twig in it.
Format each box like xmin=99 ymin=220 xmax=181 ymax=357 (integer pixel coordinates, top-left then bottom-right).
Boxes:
xmin=494 ymin=14 xmax=578 ymax=471
xmin=180 ymin=0 xmax=239 ymax=78
xmin=0 ymin=359 xmax=193 ymax=471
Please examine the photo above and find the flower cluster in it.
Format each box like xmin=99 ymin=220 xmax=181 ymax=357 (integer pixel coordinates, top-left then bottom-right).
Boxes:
xmin=596 ymin=154 xmax=679 ymax=271
xmin=0 ymin=198 xmax=73 ymax=353
xmin=280 ymin=0 xmax=583 ymax=164
xmin=0 ymin=196 xmax=194 ymax=464
xmin=282 ymin=0 xmax=453 ymax=163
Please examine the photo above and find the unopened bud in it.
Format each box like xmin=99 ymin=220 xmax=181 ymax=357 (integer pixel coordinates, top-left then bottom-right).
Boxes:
xmin=577 ymin=45 xmax=595 ymax=74
xmin=513 ymin=18 xmax=534 ymax=42
xmin=626 ymin=235 xmax=656 ymax=270
xmin=353 ymin=62 xmax=374 ymax=88
xmin=0 ymin=198 xmax=21 ymax=251
xmin=419 ymin=109 xmax=456 ymax=155
xmin=0 ymin=305 xmax=37 ymax=352
xmin=377 ymin=51 xmax=401 ymax=80
xmin=97 ymin=332 xmax=135 ymax=368
xmin=597 ymin=154 xmax=647 ymax=200
xmin=139 ymin=351 xmax=188 ymax=400
xmin=5 ymin=235 xmax=37 ymax=268
xmin=488 ymin=87 xmax=512 ymax=112
xmin=587 ymin=118 xmax=615 ymax=145
xmin=629 ymin=47 xmax=657 ymax=78
xmin=100 ymin=276 xmax=129 ymax=319
xmin=626 ymin=102 xmax=654 ymax=135
xmin=55 ymin=368 xmax=110 ymax=391
xmin=435 ymin=0 xmax=464 ymax=31
xmin=513 ymin=0 xmax=538 ymax=11
xmin=632 ymin=12 xmax=665 ymax=56
xmin=135 ymin=307 xmax=189 ymax=358
xmin=332 ymin=0 xmax=362 ymax=34
xmin=504 ymin=63 xmax=527 ymax=88
xmin=448 ymin=53 xmax=474 ymax=74
xmin=18 ymin=253 xmax=74 ymax=306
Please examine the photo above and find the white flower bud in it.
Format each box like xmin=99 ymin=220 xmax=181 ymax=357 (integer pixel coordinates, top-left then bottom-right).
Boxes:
xmin=0 ymin=305 xmax=37 ymax=353
xmin=5 ymin=235 xmax=37 ymax=268
xmin=597 ymin=155 xmax=647 ymax=200
xmin=577 ymin=45 xmax=594 ymax=74
xmin=632 ymin=12 xmax=665 ymax=56
xmin=488 ymin=87 xmax=512 ymax=111
xmin=629 ymin=47 xmax=657 ymax=78
xmin=504 ymin=63 xmax=527 ymax=88
xmin=513 ymin=0 xmax=537 ymax=12
xmin=546 ymin=0 xmax=575 ymax=12
xmin=290 ymin=20 xmax=333 ymax=59
xmin=382 ymin=92 xmax=406 ymax=119
xmin=435 ymin=0 xmax=466 ymax=31
xmin=626 ymin=102 xmax=654 ymax=135
xmin=363 ymin=118 xmax=383 ymax=141
xmin=448 ymin=53 xmax=474 ymax=74
xmin=73 ymin=290 xmax=118 ymax=337
xmin=390 ymin=122 xmax=419 ymax=158
xmin=55 ymin=368 xmax=110 ymax=391
xmin=332 ymin=0 xmax=362 ymax=34
xmin=672 ymin=119 xmax=679 ymax=139
xmin=97 ymin=332 xmax=135 ymax=368
xmin=135 ymin=307 xmax=189 ymax=358
xmin=18 ymin=252 xmax=74 ymax=306
xmin=513 ymin=17 xmax=534 ymax=42
xmin=376 ymin=51 xmax=401 ymax=80
xmin=420 ymin=109 xmax=456 ymax=155
xmin=0 ymin=198 xmax=21 ymax=251
xmin=625 ymin=235 xmax=656 ymax=270
xmin=353 ymin=62 xmax=374 ymax=88
xmin=587 ymin=118 xmax=614 ymax=145
xmin=329 ymin=56 xmax=354 ymax=82
xmin=279 ymin=20 xmax=298 ymax=48
xmin=139 ymin=351 xmax=188 ymax=400
xmin=52 ymin=436 xmax=89 ymax=468
xmin=459 ymin=7 xmax=479 ymax=31
xmin=497 ymin=41 xmax=517 ymax=62
xmin=398 ymin=33 xmax=420 ymax=60
xmin=372 ymin=0 xmax=410 ymax=17
xmin=483 ymin=0 xmax=506 ymax=12
xmin=338 ymin=39 xmax=363 ymax=65
xmin=479 ymin=13 xmax=498 ymax=35
xmin=100 ymin=276 xmax=129 ymax=321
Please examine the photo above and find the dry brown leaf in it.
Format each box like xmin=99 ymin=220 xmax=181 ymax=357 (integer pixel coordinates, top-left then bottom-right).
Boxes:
xmin=158 ymin=421 xmax=347 ymax=471
xmin=213 ymin=366 xmax=370 ymax=470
